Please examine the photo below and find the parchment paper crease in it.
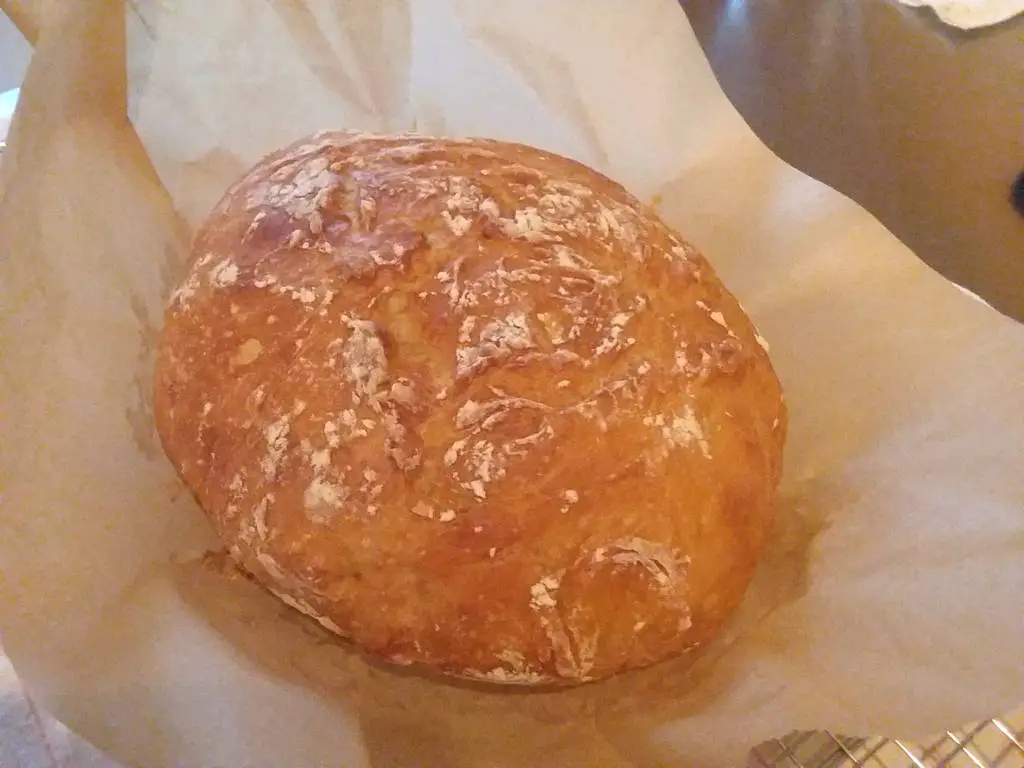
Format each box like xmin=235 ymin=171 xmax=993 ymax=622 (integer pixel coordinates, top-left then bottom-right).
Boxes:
xmin=1 ymin=1 xmax=1022 ymax=766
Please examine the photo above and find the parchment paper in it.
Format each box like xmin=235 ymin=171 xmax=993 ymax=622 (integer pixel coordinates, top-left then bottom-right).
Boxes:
xmin=1 ymin=1 xmax=1022 ymax=766
xmin=896 ymin=0 xmax=1024 ymax=28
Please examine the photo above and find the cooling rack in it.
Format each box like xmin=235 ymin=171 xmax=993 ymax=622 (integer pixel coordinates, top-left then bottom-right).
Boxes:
xmin=749 ymin=710 xmax=1024 ymax=768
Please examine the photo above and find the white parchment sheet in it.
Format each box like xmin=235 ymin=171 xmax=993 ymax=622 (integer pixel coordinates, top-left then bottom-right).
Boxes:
xmin=896 ymin=0 xmax=1024 ymax=29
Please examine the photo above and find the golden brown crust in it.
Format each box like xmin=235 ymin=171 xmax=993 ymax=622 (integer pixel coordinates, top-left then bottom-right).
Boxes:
xmin=154 ymin=131 xmax=786 ymax=685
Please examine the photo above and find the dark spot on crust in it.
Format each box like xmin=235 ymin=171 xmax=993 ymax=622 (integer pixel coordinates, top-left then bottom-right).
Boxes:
xmin=711 ymin=337 xmax=747 ymax=375
xmin=1011 ymin=170 xmax=1024 ymax=218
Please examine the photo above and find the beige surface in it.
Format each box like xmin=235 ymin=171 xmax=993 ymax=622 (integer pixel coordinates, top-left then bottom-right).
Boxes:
xmin=0 ymin=0 xmax=56 ymax=43
xmin=0 ymin=643 xmax=119 ymax=768
xmin=1 ymin=1 xmax=1023 ymax=767
xmin=0 ymin=8 xmax=29 ymax=92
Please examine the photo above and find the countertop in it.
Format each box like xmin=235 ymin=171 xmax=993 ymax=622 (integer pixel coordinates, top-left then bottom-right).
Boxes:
xmin=683 ymin=0 xmax=1024 ymax=321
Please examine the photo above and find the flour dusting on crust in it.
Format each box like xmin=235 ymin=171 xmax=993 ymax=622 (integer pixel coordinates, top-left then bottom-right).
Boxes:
xmin=154 ymin=131 xmax=786 ymax=687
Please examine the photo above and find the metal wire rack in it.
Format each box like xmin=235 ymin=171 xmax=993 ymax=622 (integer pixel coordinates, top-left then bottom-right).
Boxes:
xmin=748 ymin=709 xmax=1024 ymax=768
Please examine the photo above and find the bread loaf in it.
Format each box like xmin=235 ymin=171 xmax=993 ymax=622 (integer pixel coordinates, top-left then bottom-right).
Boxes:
xmin=154 ymin=131 xmax=786 ymax=685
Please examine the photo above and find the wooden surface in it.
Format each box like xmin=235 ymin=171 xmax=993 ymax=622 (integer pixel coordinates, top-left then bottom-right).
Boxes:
xmin=682 ymin=0 xmax=1024 ymax=321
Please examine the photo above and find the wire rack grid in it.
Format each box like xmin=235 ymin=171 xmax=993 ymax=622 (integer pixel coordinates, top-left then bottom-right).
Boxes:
xmin=749 ymin=709 xmax=1024 ymax=768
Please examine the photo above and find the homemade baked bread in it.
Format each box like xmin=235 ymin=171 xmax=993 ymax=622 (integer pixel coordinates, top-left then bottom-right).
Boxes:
xmin=154 ymin=131 xmax=786 ymax=684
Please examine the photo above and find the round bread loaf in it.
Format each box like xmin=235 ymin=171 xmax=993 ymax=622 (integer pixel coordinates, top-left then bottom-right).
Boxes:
xmin=154 ymin=131 xmax=786 ymax=685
